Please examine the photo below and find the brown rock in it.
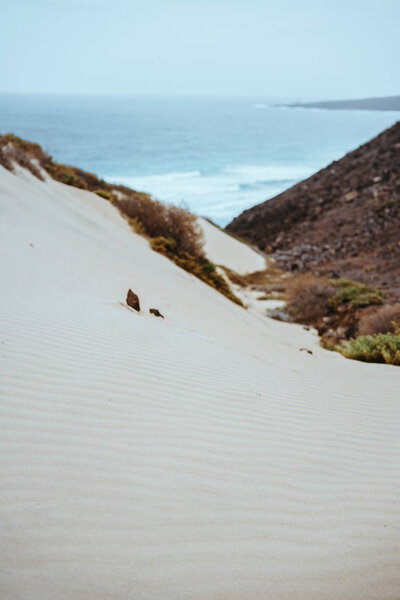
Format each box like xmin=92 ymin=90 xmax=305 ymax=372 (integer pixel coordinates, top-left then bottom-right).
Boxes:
xmin=343 ymin=190 xmax=358 ymax=202
xmin=149 ymin=308 xmax=164 ymax=318
xmin=126 ymin=289 xmax=140 ymax=311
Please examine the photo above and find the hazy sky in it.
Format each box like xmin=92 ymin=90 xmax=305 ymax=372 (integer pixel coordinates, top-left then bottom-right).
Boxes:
xmin=1 ymin=0 xmax=399 ymax=99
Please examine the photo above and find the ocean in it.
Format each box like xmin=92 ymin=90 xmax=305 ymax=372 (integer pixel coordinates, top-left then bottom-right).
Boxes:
xmin=0 ymin=94 xmax=398 ymax=226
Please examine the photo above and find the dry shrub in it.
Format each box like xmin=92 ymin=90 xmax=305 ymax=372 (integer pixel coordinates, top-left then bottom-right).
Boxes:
xmin=0 ymin=138 xmax=45 ymax=180
xmin=117 ymin=195 xmax=204 ymax=257
xmin=358 ymin=304 xmax=400 ymax=336
xmin=47 ymin=164 xmax=112 ymax=191
xmin=286 ymin=274 xmax=335 ymax=323
xmin=8 ymin=147 xmax=44 ymax=179
xmin=0 ymin=147 xmax=13 ymax=171
xmin=0 ymin=133 xmax=112 ymax=191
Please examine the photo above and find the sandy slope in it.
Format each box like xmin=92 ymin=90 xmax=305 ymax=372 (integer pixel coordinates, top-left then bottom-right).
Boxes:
xmin=0 ymin=166 xmax=399 ymax=600
xmin=198 ymin=217 xmax=266 ymax=274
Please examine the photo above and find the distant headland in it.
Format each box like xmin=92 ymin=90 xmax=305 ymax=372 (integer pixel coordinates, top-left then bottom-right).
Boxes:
xmin=281 ymin=95 xmax=400 ymax=111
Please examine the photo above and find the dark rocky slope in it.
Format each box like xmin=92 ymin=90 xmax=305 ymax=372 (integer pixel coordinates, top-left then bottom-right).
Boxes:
xmin=227 ymin=122 xmax=400 ymax=298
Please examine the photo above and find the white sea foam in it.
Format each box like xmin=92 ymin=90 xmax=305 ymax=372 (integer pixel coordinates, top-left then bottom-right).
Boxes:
xmin=223 ymin=164 xmax=312 ymax=180
xmin=107 ymin=162 xmax=314 ymax=224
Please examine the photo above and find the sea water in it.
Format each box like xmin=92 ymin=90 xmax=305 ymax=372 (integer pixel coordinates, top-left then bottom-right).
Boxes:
xmin=0 ymin=94 xmax=398 ymax=225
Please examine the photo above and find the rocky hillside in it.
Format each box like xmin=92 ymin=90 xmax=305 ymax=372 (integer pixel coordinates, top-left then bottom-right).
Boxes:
xmin=227 ymin=122 xmax=400 ymax=298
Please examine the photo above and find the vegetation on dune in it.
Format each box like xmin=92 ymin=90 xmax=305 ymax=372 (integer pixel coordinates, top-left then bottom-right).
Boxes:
xmin=0 ymin=133 xmax=244 ymax=306
xmin=116 ymin=194 xmax=204 ymax=257
xmin=0 ymin=134 xmax=45 ymax=179
xmin=150 ymin=237 xmax=244 ymax=306
xmin=115 ymin=194 xmax=243 ymax=304
xmin=126 ymin=216 xmax=147 ymax=235
xmin=339 ymin=332 xmax=400 ymax=366
xmin=94 ymin=189 xmax=114 ymax=201
xmin=0 ymin=133 xmax=114 ymax=192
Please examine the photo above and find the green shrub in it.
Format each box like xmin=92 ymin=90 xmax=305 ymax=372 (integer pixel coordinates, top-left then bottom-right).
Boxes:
xmin=328 ymin=278 xmax=385 ymax=309
xmin=201 ymin=259 xmax=216 ymax=274
xmin=339 ymin=333 xmax=400 ymax=365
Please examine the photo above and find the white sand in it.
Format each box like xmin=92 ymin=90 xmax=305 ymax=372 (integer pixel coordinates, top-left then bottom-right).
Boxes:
xmin=1 ymin=166 xmax=399 ymax=600
xmin=198 ymin=216 xmax=266 ymax=274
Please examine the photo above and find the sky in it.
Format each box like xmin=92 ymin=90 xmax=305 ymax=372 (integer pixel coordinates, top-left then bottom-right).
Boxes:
xmin=1 ymin=0 xmax=399 ymax=99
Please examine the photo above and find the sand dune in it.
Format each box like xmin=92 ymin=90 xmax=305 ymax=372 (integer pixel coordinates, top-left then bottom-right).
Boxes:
xmin=198 ymin=217 xmax=266 ymax=274
xmin=1 ymin=165 xmax=399 ymax=599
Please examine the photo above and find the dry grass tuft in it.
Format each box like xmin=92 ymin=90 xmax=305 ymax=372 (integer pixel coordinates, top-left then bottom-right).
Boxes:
xmin=286 ymin=274 xmax=335 ymax=323
xmin=358 ymin=304 xmax=400 ymax=336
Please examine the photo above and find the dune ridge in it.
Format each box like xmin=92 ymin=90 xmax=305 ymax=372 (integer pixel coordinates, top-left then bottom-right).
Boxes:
xmin=1 ymin=165 xmax=400 ymax=599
